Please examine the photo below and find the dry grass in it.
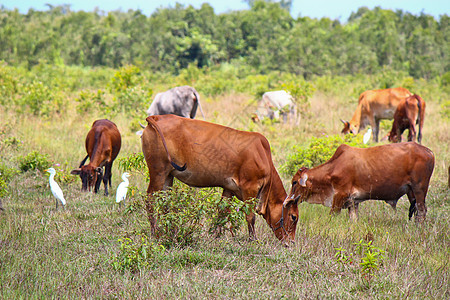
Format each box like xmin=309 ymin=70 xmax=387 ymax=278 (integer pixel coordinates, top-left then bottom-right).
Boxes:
xmin=0 ymin=80 xmax=449 ymax=298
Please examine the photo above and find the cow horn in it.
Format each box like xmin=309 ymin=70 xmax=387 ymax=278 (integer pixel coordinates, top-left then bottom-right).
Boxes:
xmin=139 ymin=122 xmax=146 ymax=129
xmin=340 ymin=119 xmax=347 ymax=125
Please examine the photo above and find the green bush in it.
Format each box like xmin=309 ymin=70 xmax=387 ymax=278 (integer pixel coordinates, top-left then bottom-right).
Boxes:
xmin=281 ymin=134 xmax=367 ymax=176
xmin=18 ymin=151 xmax=52 ymax=172
xmin=150 ymin=187 xmax=209 ymax=248
xmin=0 ymin=164 xmax=19 ymax=183
xmin=117 ymin=152 xmax=148 ymax=179
xmin=111 ymin=234 xmax=165 ymax=273
xmin=109 ymin=65 xmax=142 ymax=93
xmin=334 ymin=239 xmax=386 ymax=282
xmin=208 ymin=195 xmax=257 ymax=237
xmin=75 ymin=89 xmax=106 ymax=114
xmin=19 ymin=81 xmax=64 ymax=116
xmin=0 ymin=62 xmax=20 ymax=104
xmin=148 ymin=186 xmax=254 ymax=248
xmin=111 ymin=86 xmax=152 ymax=117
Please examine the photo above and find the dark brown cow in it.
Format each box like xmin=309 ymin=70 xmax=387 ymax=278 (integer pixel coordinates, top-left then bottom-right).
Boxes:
xmin=71 ymin=119 xmax=121 ymax=196
xmin=283 ymin=143 xmax=434 ymax=222
xmin=388 ymin=94 xmax=426 ymax=143
xmin=341 ymin=87 xmax=413 ymax=142
xmin=141 ymin=114 xmax=299 ymax=242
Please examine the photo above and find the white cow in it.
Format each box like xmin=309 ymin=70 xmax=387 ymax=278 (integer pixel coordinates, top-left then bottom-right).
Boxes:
xmin=256 ymin=90 xmax=297 ymax=123
xmin=147 ymin=86 xmax=205 ymax=119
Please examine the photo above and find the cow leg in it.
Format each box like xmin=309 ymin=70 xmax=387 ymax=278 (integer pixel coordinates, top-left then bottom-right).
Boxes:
xmin=396 ymin=127 xmax=403 ymax=143
xmin=214 ymin=189 xmax=235 ymax=237
xmin=348 ymin=201 xmax=359 ymax=220
xmin=331 ymin=192 xmax=347 ymax=215
xmin=94 ymin=168 xmax=103 ymax=194
xmin=241 ymin=188 xmax=259 ymax=241
xmin=146 ymin=170 xmax=171 ymax=235
xmin=385 ymin=200 xmax=397 ymax=212
xmin=407 ymin=122 xmax=416 ymax=142
xmin=406 ymin=190 xmax=417 ymax=220
xmin=407 ymin=186 xmax=427 ymax=223
xmin=103 ymin=163 xmax=112 ymax=196
xmin=108 ymin=162 xmax=114 ymax=188
xmin=372 ymin=118 xmax=381 ymax=142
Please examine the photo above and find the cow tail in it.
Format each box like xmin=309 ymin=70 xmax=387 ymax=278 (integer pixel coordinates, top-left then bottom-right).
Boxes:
xmin=194 ymin=89 xmax=205 ymax=120
xmin=146 ymin=116 xmax=187 ymax=171
xmin=79 ymin=154 xmax=89 ymax=168
xmin=415 ymin=95 xmax=425 ymax=143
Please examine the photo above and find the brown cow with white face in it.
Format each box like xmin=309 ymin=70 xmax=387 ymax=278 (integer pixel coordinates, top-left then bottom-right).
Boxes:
xmin=71 ymin=119 xmax=121 ymax=196
xmin=141 ymin=114 xmax=299 ymax=242
xmin=284 ymin=143 xmax=434 ymax=222
xmin=341 ymin=87 xmax=413 ymax=142
xmin=388 ymin=94 xmax=426 ymax=143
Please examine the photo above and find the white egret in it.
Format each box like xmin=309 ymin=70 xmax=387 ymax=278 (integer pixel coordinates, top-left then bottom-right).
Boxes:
xmin=46 ymin=168 xmax=66 ymax=209
xmin=363 ymin=126 xmax=372 ymax=144
xmin=116 ymin=172 xmax=131 ymax=207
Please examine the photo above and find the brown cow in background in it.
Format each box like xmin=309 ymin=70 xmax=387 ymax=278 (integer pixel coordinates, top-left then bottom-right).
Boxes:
xmin=388 ymin=94 xmax=426 ymax=143
xmin=141 ymin=114 xmax=299 ymax=242
xmin=341 ymin=87 xmax=412 ymax=142
xmin=71 ymin=119 xmax=121 ymax=196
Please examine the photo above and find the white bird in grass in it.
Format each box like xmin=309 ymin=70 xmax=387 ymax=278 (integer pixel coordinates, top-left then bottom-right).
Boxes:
xmin=116 ymin=172 xmax=131 ymax=207
xmin=46 ymin=168 xmax=66 ymax=209
xmin=363 ymin=126 xmax=372 ymax=144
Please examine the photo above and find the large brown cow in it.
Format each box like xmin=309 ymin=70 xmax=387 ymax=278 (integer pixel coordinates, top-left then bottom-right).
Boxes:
xmin=388 ymin=94 xmax=426 ymax=143
xmin=341 ymin=87 xmax=413 ymax=142
xmin=71 ymin=119 xmax=122 ymax=196
xmin=283 ymin=143 xmax=435 ymax=222
xmin=141 ymin=114 xmax=299 ymax=242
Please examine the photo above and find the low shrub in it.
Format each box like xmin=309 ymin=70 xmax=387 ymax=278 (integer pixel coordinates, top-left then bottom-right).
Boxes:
xmin=149 ymin=187 xmax=209 ymax=248
xmin=75 ymin=89 xmax=106 ymax=114
xmin=116 ymin=152 xmax=147 ymax=179
xmin=111 ymin=234 xmax=166 ymax=273
xmin=18 ymin=151 xmax=52 ymax=172
xmin=147 ymin=186 xmax=255 ymax=248
xmin=18 ymin=81 xmax=65 ymax=116
xmin=281 ymin=134 xmax=367 ymax=176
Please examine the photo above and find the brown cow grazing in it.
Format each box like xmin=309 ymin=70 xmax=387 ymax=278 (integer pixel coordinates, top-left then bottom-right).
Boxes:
xmin=283 ymin=143 xmax=435 ymax=223
xmin=388 ymin=94 xmax=426 ymax=144
xmin=341 ymin=87 xmax=413 ymax=142
xmin=71 ymin=119 xmax=121 ymax=196
xmin=141 ymin=114 xmax=299 ymax=242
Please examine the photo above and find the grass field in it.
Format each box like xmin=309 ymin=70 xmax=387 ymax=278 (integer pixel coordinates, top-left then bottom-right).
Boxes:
xmin=0 ymin=73 xmax=449 ymax=298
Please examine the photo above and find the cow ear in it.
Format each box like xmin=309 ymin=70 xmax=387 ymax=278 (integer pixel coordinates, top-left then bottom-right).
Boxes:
xmin=71 ymin=169 xmax=81 ymax=175
xmin=299 ymin=174 xmax=308 ymax=187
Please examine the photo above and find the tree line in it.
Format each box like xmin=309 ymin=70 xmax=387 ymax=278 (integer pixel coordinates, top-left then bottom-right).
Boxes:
xmin=0 ymin=0 xmax=448 ymax=79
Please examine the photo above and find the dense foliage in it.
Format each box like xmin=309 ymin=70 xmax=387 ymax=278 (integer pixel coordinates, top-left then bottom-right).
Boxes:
xmin=0 ymin=1 xmax=448 ymax=79
xmin=281 ymin=134 xmax=368 ymax=176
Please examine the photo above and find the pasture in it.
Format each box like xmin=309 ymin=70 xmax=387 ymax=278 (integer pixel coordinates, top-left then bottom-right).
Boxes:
xmin=0 ymin=65 xmax=449 ymax=298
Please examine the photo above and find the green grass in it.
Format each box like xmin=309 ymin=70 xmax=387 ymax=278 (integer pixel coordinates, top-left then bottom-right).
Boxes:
xmin=1 ymin=73 xmax=449 ymax=298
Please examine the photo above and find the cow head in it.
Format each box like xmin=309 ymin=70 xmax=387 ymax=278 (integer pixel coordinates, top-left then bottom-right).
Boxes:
xmin=71 ymin=165 xmax=103 ymax=192
xmin=284 ymin=167 xmax=310 ymax=208
xmin=388 ymin=131 xmax=401 ymax=143
xmin=272 ymin=199 xmax=299 ymax=244
xmin=340 ymin=119 xmax=358 ymax=135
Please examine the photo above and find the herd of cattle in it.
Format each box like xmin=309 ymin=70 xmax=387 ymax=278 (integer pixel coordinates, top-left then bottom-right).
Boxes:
xmin=54 ymin=86 xmax=437 ymax=243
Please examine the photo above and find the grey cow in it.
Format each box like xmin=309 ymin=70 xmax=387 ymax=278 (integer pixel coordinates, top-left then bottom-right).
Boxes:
xmin=147 ymin=85 xmax=205 ymax=119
